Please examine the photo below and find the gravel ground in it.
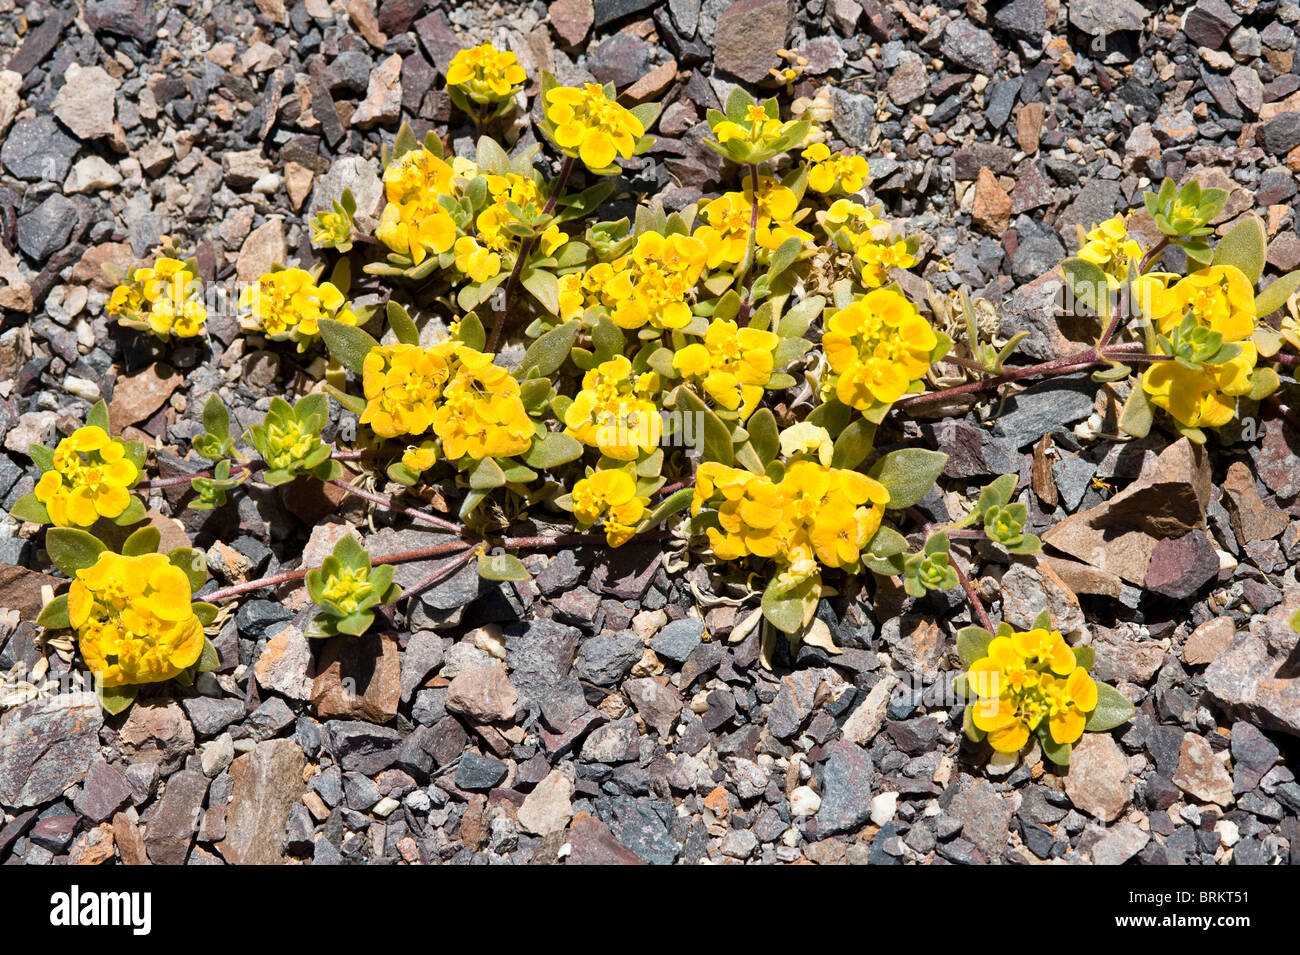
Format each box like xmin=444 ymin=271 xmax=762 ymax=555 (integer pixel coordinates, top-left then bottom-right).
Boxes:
xmin=1 ymin=0 xmax=1300 ymax=865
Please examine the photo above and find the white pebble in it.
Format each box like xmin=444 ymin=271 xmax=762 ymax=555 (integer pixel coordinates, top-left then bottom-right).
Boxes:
xmin=870 ymin=792 xmax=899 ymax=826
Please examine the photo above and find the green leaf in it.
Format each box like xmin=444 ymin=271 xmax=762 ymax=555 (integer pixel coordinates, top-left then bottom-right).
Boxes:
xmin=1039 ymin=732 xmax=1072 ymax=766
xmin=522 ymin=269 xmax=560 ymax=315
xmin=671 ymin=386 xmax=733 ymax=466
xmin=1084 ymin=683 xmax=1136 ymax=732
xmin=121 ymin=526 xmax=161 ymax=557
xmin=1060 ymin=257 xmax=1110 ymax=315
xmin=36 ymin=594 xmax=70 ymax=630
xmin=861 ymin=525 xmax=908 ymax=575
xmin=1072 ymin=646 xmax=1095 ymax=671
xmin=46 ymin=528 xmax=106 ymax=577
xmin=202 ymin=394 xmax=229 ymax=441
xmin=761 ymin=574 xmax=818 ymax=634
xmin=195 ymin=637 xmax=220 ymax=673
xmin=469 ymin=456 xmax=507 ymax=490
xmin=86 ymin=399 xmax=110 ymax=433
xmin=830 ymin=417 xmax=877 ymax=470
xmin=167 ymin=547 xmax=207 ymax=592
xmin=478 ymin=553 xmax=531 ymax=581
xmin=99 ymin=684 xmax=138 ymax=716
xmin=1255 ymin=270 xmax=1300 ymax=318
xmin=975 ymin=474 xmax=1017 ymax=516
xmin=459 ymin=312 xmax=487 ymax=351
xmin=767 ymin=236 xmax=802 ymax=280
xmin=956 ymin=626 xmax=994 ymax=667
xmin=868 ymin=448 xmax=947 ymax=510
xmin=332 ymin=534 xmax=370 ymax=572
xmin=28 ymin=443 xmax=55 ymax=473
xmin=1212 ymin=215 xmax=1266 ymax=286
xmin=320 ymin=319 xmax=381 ymax=375
xmin=747 ymin=408 xmax=779 ymax=466
xmin=517 ymin=320 xmax=579 ymax=378
xmin=1248 ymin=366 xmax=1280 ymax=401
xmin=193 ymin=601 xmax=219 ymax=627
xmin=521 ymin=432 xmax=583 ymax=469
xmin=639 ymin=487 xmax=693 ymax=530
xmin=1118 ymin=383 xmax=1155 ymax=439
xmin=7 ymin=493 xmax=49 ymax=524
xmin=387 ymin=301 xmax=420 ymax=346
xmin=111 ymin=496 xmax=147 ymax=527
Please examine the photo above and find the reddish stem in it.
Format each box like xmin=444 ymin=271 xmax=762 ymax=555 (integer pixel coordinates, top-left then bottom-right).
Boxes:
xmin=327 ymin=479 xmax=466 ymax=536
xmin=203 ymin=541 xmax=476 ymax=602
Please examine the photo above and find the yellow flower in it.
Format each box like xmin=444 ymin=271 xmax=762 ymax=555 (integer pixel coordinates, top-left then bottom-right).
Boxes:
xmin=1141 ymin=342 xmax=1257 ymax=429
xmin=712 ymin=103 xmax=801 ymax=152
xmin=820 ymin=199 xmax=915 ymax=287
xmin=690 ymin=459 xmax=888 ymax=572
xmin=70 ymin=552 xmax=204 ymax=687
xmin=966 ymin=631 xmax=1098 ymax=752
xmin=607 ymin=231 xmax=708 ymax=331
xmin=432 ymin=348 xmax=534 ymax=461
xmin=402 ymin=441 xmax=438 ymax=474
xmin=823 ymin=289 xmax=937 ymax=411
xmin=1154 ymin=265 xmax=1256 ymax=341
xmin=672 ymin=319 xmax=778 ymax=418
xmin=545 ymin=83 xmax=644 ymax=170
xmin=34 ymin=426 xmax=139 ymax=527
xmin=564 ymin=355 xmax=663 ymax=460
xmin=239 ymin=268 xmax=355 ymax=344
xmin=454 ymin=236 xmax=503 ymax=282
xmin=778 ymin=422 xmax=833 ymax=466
xmin=571 ymin=469 xmax=646 ymax=547
xmin=1078 ymin=215 xmax=1144 ymax=288
xmin=110 ymin=255 xmax=207 ymax=339
xmin=360 ymin=342 xmax=457 ymax=439
xmin=375 ymin=147 xmax=458 ymax=266
xmin=446 ymin=43 xmax=526 ymax=103
xmin=802 ymin=143 xmax=870 ymax=193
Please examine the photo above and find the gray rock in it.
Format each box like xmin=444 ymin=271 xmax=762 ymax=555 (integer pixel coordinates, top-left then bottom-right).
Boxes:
xmin=0 ymin=115 xmax=79 ymax=183
xmin=992 ymin=0 xmax=1046 ymax=38
xmin=1183 ymin=0 xmax=1242 ymax=47
xmin=651 ymin=619 xmax=704 ymax=664
xmin=1261 ymin=113 xmax=1300 ymax=156
xmin=217 ymin=739 xmax=307 ymax=865
xmin=1088 ymin=820 xmax=1150 ymax=864
xmin=84 ymin=0 xmax=156 ymax=43
xmin=1069 ymin=0 xmax=1145 ymax=34
xmin=145 ymin=769 xmax=209 ymax=865
xmin=0 ymin=696 xmax=102 ymax=809
xmin=325 ymin=721 xmax=403 ymax=774
xmin=455 ymin=752 xmax=508 ymax=791
xmin=73 ymin=760 xmax=132 ymax=822
xmin=815 ymin=740 xmax=873 ymax=836
xmin=400 ymin=630 xmax=445 ymax=702
xmin=594 ymin=795 xmax=681 ymax=864
xmin=940 ymin=19 xmax=999 ymax=75
xmin=946 ymin=779 xmax=1012 ymax=862
xmin=992 ymin=374 xmax=1097 ymax=448
xmin=576 ymin=630 xmax=642 ymax=685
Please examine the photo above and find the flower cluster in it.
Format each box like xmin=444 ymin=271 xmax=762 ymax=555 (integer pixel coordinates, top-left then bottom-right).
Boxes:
xmin=1077 ymin=215 xmax=1143 ymax=288
xmin=820 ymin=200 xmax=917 ymax=287
xmin=672 ymin=319 xmax=778 ymax=419
xmin=107 ymin=255 xmax=207 ymax=339
xmin=543 ymin=82 xmax=645 ymax=171
xmin=446 ymin=43 xmax=526 ymax=105
xmin=822 ymin=288 xmax=939 ymax=417
xmin=696 ymin=178 xmax=810 ymax=268
xmin=802 ymin=143 xmax=870 ymax=194
xmin=563 ymin=356 xmax=662 ymax=461
xmin=1141 ymin=265 xmax=1259 ymax=429
xmin=605 ymin=231 xmax=709 ymax=331
xmin=69 ymin=552 xmax=205 ymax=687
xmin=964 ymin=627 xmax=1098 ymax=754
xmin=361 ymin=342 xmax=533 ymax=463
xmin=34 ymin=426 xmax=140 ymax=528
xmin=692 ymin=457 xmax=889 ymax=578
xmin=375 ymin=147 xmax=458 ymax=267
xmin=239 ymin=267 xmax=358 ymax=348
xmin=570 ymin=468 xmax=647 ymax=546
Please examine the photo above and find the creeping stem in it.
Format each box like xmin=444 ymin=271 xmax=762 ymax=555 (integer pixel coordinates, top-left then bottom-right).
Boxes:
xmin=486 ymin=155 xmax=576 ymax=352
